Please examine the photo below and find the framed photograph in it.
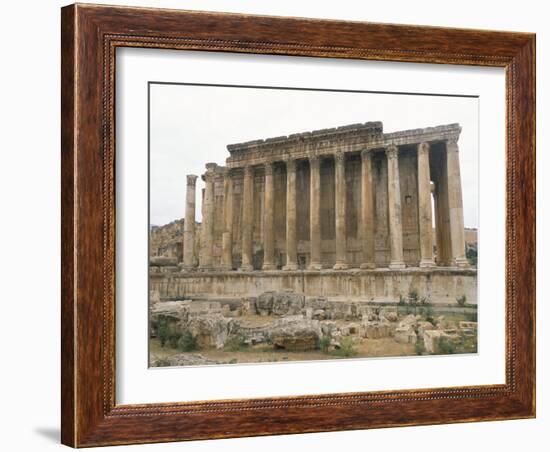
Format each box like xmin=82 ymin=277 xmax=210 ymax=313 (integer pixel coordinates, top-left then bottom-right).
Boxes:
xmin=61 ymin=3 xmax=535 ymax=447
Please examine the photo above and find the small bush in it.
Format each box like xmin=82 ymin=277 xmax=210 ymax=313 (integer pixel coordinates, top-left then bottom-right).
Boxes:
xmin=398 ymin=294 xmax=406 ymax=306
xmin=225 ymin=334 xmax=247 ymax=352
xmin=456 ymin=295 xmax=467 ymax=307
xmin=318 ymin=336 xmax=331 ymax=353
xmin=408 ymin=288 xmax=419 ymax=303
xmin=158 ymin=325 xmax=170 ymax=348
xmin=425 ymin=306 xmax=435 ymax=325
xmin=177 ymin=330 xmax=196 ymax=352
xmin=415 ymin=341 xmax=426 ymax=355
xmin=332 ymin=336 xmax=358 ymax=358
xmin=437 ymin=337 xmax=457 ymax=355
xmin=168 ymin=331 xmax=182 ymax=349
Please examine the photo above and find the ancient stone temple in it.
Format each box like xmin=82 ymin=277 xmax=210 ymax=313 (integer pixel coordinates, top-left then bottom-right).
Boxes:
xmin=151 ymin=121 xmax=476 ymax=304
xmin=184 ymin=121 xmax=469 ymax=272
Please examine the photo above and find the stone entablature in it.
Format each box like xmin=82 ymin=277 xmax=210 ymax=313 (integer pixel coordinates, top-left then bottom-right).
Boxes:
xmin=225 ymin=122 xmax=460 ymax=168
xmin=181 ymin=121 xmax=470 ymax=272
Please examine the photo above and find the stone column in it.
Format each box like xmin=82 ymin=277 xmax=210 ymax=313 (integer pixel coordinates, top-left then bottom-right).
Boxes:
xmin=333 ymin=151 xmax=349 ymax=270
xmin=446 ymin=138 xmax=469 ymax=267
xmin=262 ymin=162 xmax=276 ymax=270
xmin=239 ymin=165 xmax=254 ymax=271
xmin=221 ymin=169 xmax=233 ymax=270
xmin=283 ymin=158 xmax=298 ymax=270
xmin=182 ymin=174 xmax=197 ymax=270
xmin=417 ymin=142 xmax=436 ymax=267
xmin=308 ymin=153 xmax=323 ymax=269
xmin=360 ymin=149 xmax=376 ymax=269
xmin=199 ymin=164 xmax=215 ymax=270
xmin=386 ymin=146 xmax=406 ymax=269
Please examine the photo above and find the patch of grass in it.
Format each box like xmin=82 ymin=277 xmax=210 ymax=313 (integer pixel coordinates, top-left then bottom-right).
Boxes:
xmin=465 ymin=311 xmax=478 ymax=322
xmin=152 ymin=358 xmax=171 ymax=367
xmin=330 ymin=336 xmax=358 ymax=358
xmin=224 ymin=334 xmax=247 ymax=352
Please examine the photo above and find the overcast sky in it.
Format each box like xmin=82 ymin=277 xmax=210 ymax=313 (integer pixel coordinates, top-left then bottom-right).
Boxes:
xmin=150 ymin=83 xmax=478 ymax=228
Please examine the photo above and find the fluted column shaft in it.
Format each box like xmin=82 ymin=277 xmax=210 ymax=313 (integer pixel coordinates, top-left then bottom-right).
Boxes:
xmin=446 ymin=139 xmax=469 ymax=267
xmin=240 ymin=165 xmax=254 ymax=271
xmin=417 ymin=142 xmax=436 ymax=267
xmin=308 ymin=154 xmax=322 ymax=269
xmin=221 ymin=170 xmax=234 ymax=270
xmin=360 ymin=149 xmax=376 ymax=269
xmin=283 ymin=159 xmax=298 ymax=270
xmin=183 ymin=174 xmax=197 ymax=270
xmin=199 ymin=166 xmax=215 ymax=270
xmin=386 ymin=146 xmax=406 ymax=269
xmin=262 ymin=162 xmax=276 ymax=270
xmin=333 ymin=151 xmax=349 ymax=269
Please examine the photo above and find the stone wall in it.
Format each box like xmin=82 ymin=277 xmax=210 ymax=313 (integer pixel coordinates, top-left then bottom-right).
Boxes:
xmin=150 ymin=268 xmax=477 ymax=305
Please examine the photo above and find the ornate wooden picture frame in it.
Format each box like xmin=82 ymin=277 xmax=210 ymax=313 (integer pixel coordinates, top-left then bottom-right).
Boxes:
xmin=61 ymin=3 xmax=535 ymax=447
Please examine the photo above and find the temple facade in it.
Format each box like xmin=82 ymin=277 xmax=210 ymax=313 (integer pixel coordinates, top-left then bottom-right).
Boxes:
xmin=182 ymin=121 xmax=469 ymax=272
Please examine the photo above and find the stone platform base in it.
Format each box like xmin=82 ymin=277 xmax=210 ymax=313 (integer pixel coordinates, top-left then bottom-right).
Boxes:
xmin=150 ymin=267 xmax=477 ymax=305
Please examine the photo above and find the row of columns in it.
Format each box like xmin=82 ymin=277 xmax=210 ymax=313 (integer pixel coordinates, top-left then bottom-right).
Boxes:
xmin=183 ymin=139 xmax=468 ymax=271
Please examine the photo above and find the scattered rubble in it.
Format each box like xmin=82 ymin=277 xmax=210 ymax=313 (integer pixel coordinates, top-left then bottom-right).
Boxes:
xmin=149 ymin=290 xmax=477 ymax=362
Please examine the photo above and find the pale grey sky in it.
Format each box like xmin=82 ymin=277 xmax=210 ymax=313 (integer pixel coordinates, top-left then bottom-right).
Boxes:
xmin=149 ymin=83 xmax=478 ymax=228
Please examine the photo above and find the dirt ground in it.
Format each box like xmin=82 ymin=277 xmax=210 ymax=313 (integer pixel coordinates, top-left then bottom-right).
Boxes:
xmin=150 ymin=335 xmax=416 ymax=366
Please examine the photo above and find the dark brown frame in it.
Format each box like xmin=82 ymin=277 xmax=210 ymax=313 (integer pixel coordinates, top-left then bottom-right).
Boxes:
xmin=61 ymin=3 xmax=536 ymax=447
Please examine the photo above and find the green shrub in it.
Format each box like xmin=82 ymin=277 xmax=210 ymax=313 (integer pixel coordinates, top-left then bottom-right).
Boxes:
xmin=398 ymin=294 xmax=406 ymax=306
xmin=425 ymin=306 xmax=435 ymax=325
xmin=456 ymin=295 xmax=467 ymax=307
xmin=225 ymin=334 xmax=247 ymax=352
xmin=408 ymin=288 xmax=419 ymax=303
xmin=415 ymin=341 xmax=426 ymax=355
xmin=318 ymin=336 xmax=331 ymax=353
xmin=466 ymin=246 xmax=477 ymax=266
xmin=332 ymin=336 xmax=357 ymax=358
xmin=158 ymin=325 xmax=171 ymax=348
xmin=167 ymin=331 xmax=181 ymax=349
xmin=437 ymin=337 xmax=456 ymax=354
xmin=465 ymin=311 xmax=478 ymax=322
xmin=177 ymin=330 xmax=197 ymax=352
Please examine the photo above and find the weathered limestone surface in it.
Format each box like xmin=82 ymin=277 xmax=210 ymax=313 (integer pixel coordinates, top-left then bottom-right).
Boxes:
xmin=150 ymin=268 xmax=477 ymax=305
xmin=152 ymin=121 xmax=477 ymax=306
xmin=183 ymin=175 xmax=198 ymax=269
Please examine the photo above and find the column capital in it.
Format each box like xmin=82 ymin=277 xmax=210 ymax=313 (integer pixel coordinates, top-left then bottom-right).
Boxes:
xmin=308 ymin=152 xmax=321 ymax=168
xmin=334 ymin=150 xmax=346 ymax=164
xmin=186 ymin=174 xmax=198 ymax=186
xmin=284 ymin=156 xmax=297 ymax=173
xmin=243 ymin=165 xmax=254 ymax=177
xmin=418 ymin=142 xmax=430 ymax=155
xmin=385 ymin=145 xmax=399 ymax=160
xmin=222 ymin=167 xmax=232 ymax=178
xmin=264 ymin=161 xmax=274 ymax=176
xmin=308 ymin=151 xmax=320 ymax=165
xmin=361 ymin=148 xmax=373 ymax=160
xmin=446 ymin=137 xmax=459 ymax=149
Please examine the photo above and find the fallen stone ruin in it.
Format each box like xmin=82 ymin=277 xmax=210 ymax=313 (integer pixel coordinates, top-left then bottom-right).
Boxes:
xmin=149 ymin=289 xmax=477 ymax=366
